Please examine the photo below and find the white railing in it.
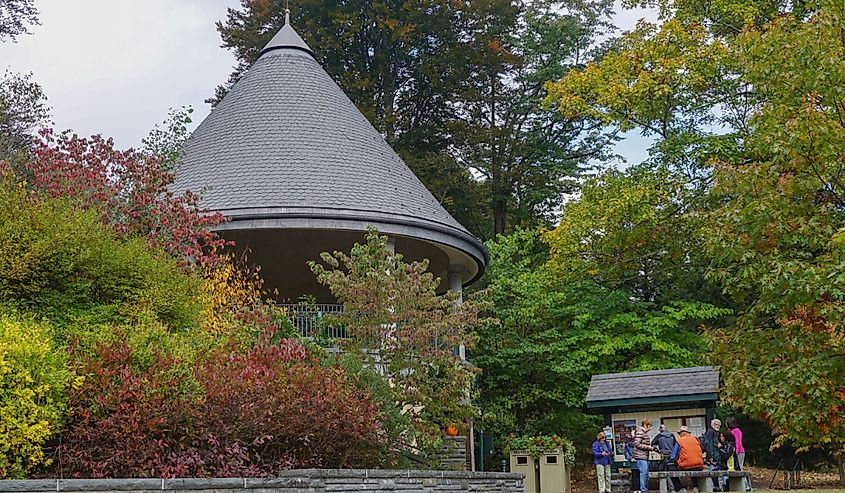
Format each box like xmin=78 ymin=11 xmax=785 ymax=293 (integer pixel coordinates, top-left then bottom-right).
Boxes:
xmin=277 ymin=304 xmax=348 ymax=339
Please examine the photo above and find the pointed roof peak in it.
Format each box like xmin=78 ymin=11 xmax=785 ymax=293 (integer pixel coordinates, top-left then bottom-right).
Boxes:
xmin=260 ymin=9 xmax=313 ymax=57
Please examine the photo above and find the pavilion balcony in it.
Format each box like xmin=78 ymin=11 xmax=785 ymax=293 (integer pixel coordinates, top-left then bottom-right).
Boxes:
xmin=278 ymin=303 xmax=348 ymax=339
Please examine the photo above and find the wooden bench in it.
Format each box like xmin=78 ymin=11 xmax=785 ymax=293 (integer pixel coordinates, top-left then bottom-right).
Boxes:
xmin=651 ymin=470 xmax=751 ymax=493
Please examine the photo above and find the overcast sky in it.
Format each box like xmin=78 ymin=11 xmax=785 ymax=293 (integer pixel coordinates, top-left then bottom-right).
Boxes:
xmin=0 ymin=0 xmax=655 ymax=164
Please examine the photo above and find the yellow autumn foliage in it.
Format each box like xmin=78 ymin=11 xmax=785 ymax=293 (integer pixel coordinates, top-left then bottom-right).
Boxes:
xmin=0 ymin=313 xmax=80 ymax=478
xmin=198 ymin=253 xmax=271 ymax=336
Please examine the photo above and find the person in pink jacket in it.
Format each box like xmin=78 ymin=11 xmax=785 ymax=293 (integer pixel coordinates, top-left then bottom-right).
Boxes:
xmin=726 ymin=417 xmax=751 ymax=491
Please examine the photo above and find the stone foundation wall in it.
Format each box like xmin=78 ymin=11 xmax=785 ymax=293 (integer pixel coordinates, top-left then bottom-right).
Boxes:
xmin=0 ymin=470 xmax=523 ymax=493
xmin=438 ymin=436 xmax=469 ymax=471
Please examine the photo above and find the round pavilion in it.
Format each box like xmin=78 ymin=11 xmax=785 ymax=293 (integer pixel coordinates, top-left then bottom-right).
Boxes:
xmin=173 ymin=15 xmax=487 ymax=304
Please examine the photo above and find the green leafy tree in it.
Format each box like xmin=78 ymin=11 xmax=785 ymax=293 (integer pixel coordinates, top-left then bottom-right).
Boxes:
xmin=702 ymin=1 xmax=845 ymax=480
xmin=309 ymin=229 xmax=489 ymax=458
xmin=547 ymin=0 xmax=845 ymax=478
xmin=545 ymin=165 xmax=723 ymax=305
xmin=544 ymin=15 xmax=749 ymax=180
xmin=475 ymin=229 xmax=729 ymax=440
xmin=456 ymin=0 xmax=616 ymax=235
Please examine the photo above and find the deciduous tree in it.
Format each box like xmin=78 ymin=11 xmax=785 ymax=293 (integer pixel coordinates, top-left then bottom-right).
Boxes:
xmin=0 ymin=0 xmax=38 ymax=42
xmin=703 ymin=1 xmax=845 ymax=479
xmin=547 ymin=0 xmax=845 ymax=477
xmin=0 ymin=70 xmax=49 ymax=165
xmin=475 ymin=229 xmax=728 ymax=440
xmin=456 ymin=0 xmax=616 ymax=234
xmin=309 ymin=229 xmax=489 ymax=456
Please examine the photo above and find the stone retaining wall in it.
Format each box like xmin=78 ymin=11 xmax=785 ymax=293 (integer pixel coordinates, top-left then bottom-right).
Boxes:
xmin=0 ymin=470 xmax=523 ymax=493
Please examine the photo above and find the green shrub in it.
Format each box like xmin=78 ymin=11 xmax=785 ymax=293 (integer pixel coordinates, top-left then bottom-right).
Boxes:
xmin=0 ymin=180 xmax=202 ymax=338
xmin=0 ymin=313 xmax=78 ymax=478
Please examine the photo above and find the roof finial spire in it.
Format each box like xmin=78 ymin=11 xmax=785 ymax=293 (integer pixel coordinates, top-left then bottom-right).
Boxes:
xmin=259 ymin=1 xmax=313 ymax=57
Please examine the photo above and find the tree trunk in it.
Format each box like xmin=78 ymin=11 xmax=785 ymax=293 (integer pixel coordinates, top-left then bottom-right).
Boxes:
xmin=493 ymin=194 xmax=507 ymax=235
xmin=384 ymin=72 xmax=396 ymax=145
xmin=490 ymin=74 xmax=507 ymax=235
xmin=837 ymin=449 xmax=845 ymax=486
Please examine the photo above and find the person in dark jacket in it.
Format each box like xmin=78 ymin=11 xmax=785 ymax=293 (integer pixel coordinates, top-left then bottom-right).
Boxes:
xmin=718 ymin=431 xmax=738 ymax=490
xmin=593 ymin=432 xmax=613 ymax=493
xmin=652 ymin=424 xmax=678 ymax=457
xmin=702 ymin=419 xmax=722 ymax=491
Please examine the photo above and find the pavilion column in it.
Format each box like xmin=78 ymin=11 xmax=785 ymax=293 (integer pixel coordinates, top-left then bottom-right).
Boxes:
xmin=448 ymin=264 xmax=474 ymax=471
xmin=386 ymin=237 xmax=396 ymax=255
xmin=448 ymin=264 xmax=466 ymax=361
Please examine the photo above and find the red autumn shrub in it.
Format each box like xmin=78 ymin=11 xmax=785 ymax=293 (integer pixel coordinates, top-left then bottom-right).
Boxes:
xmin=50 ymin=337 xmax=388 ymax=478
xmin=23 ymin=129 xmax=227 ymax=266
xmin=51 ymin=338 xmax=199 ymax=478
xmin=194 ymin=342 xmax=388 ymax=475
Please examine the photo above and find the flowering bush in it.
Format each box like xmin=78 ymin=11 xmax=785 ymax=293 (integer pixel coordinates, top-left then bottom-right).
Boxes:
xmin=0 ymin=313 xmax=78 ymax=478
xmin=504 ymin=434 xmax=576 ymax=466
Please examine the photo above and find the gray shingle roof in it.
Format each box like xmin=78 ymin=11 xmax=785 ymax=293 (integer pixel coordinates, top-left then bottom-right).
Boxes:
xmin=172 ymin=24 xmax=472 ymax=239
xmin=586 ymin=366 xmax=719 ymax=404
xmin=260 ymin=12 xmax=312 ymax=55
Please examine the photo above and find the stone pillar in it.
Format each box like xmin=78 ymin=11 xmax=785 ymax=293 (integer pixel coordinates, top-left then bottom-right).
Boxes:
xmin=447 ymin=265 xmax=464 ymax=359
xmin=448 ymin=264 xmax=473 ymax=471
xmin=447 ymin=265 xmax=463 ymax=304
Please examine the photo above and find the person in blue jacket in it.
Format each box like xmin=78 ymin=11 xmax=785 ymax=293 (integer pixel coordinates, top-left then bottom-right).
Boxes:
xmin=593 ymin=431 xmax=613 ymax=493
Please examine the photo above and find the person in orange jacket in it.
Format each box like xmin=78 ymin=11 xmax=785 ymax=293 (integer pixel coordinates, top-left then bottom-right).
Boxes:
xmin=669 ymin=426 xmax=705 ymax=492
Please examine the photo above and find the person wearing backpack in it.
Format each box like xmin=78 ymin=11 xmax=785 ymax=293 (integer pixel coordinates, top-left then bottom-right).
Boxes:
xmin=632 ymin=419 xmax=657 ymax=493
xmin=652 ymin=424 xmax=677 ymax=455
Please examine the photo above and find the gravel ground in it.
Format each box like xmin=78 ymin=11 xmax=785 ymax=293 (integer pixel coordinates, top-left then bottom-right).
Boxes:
xmin=570 ymin=466 xmax=843 ymax=493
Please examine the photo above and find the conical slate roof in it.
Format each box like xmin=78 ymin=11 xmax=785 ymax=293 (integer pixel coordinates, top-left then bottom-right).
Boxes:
xmin=173 ymin=20 xmax=481 ymax=257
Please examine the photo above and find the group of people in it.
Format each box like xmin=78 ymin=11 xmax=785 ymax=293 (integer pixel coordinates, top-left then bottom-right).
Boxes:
xmin=591 ymin=418 xmax=752 ymax=493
